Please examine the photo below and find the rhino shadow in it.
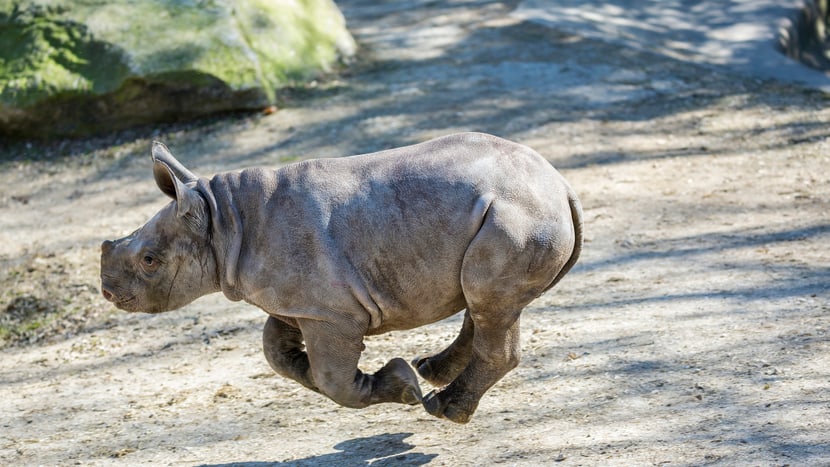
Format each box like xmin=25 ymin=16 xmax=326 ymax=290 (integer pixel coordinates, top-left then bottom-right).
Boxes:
xmin=197 ymin=432 xmax=437 ymax=467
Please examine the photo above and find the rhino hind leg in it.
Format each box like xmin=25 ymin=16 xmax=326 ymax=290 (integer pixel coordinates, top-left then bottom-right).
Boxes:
xmin=262 ymin=316 xmax=318 ymax=391
xmin=423 ymin=314 xmax=521 ymax=423
xmin=412 ymin=310 xmax=475 ymax=387
xmin=423 ymin=200 xmax=566 ymax=423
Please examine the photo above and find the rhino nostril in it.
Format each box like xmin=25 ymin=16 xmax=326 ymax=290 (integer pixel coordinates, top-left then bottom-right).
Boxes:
xmin=102 ymin=288 xmax=114 ymax=301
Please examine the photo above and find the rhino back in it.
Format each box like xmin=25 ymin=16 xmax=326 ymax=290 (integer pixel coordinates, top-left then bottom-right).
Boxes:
xmin=218 ymin=133 xmax=571 ymax=332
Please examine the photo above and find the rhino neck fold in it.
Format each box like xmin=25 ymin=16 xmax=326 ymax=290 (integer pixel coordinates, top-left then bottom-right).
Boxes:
xmin=197 ymin=177 xmax=244 ymax=301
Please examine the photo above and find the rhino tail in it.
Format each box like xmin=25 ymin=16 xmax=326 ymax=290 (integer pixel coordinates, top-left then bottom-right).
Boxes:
xmin=543 ymin=188 xmax=583 ymax=293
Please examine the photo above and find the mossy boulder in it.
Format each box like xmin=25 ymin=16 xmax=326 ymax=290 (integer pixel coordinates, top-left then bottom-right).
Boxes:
xmin=0 ymin=0 xmax=356 ymax=138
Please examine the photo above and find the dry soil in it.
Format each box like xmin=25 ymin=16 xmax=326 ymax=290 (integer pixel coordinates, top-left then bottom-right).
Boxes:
xmin=1 ymin=1 xmax=828 ymax=465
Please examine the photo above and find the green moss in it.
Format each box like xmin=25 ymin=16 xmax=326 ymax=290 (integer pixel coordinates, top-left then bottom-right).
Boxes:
xmin=0 ymin=0 xmax=355 ymax=137
xmin=236 ymin=0 xmax=355 ymax=99
xmin=47 ymin=0 xmax=355 ymax=94
xmin=0 ymin=3 xmax=131 ymax=107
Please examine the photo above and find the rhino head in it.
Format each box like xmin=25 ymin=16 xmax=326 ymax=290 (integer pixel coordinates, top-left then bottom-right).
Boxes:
xmin=100 ymin=143 xmax=220 ymax=313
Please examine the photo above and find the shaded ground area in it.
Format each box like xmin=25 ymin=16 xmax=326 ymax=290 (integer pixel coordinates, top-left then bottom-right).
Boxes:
xmin=1 ymin=0 xmax=829 ymax=465
xmin=516 ymin=0 xmax=830 ymax=90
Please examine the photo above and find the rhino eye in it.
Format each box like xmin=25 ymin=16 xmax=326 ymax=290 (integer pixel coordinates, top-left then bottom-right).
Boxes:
xmin=139 ymin=254 xmax=160 ymax=273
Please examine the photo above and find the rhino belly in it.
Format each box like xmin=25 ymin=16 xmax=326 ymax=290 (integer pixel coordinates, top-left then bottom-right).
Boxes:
xmin=335 ymin=188 xmax=491 ymax=333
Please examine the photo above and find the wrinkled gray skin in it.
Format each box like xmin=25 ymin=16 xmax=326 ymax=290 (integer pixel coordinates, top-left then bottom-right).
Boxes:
xmin=100 ymin=132 xmax=583 ymax=423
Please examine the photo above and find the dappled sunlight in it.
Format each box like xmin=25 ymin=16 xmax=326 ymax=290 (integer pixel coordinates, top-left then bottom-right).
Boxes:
xmin=2 ymin=0 xmax=829 ymax=465
xmin=515 ymin=0 xmax=830 ymax=91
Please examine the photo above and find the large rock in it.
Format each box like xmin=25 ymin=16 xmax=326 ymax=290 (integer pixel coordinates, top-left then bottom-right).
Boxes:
xmin=779 ymin=0 xmax=830 ymax=72
xmin=0 ymin=0 xmax=356 ymax=138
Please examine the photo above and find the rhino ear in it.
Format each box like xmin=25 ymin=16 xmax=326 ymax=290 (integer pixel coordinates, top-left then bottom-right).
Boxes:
xmin=153 ymin=160 xmax=208 ymax=233
xmin=151 ymin=141 xmax=198 ymax=183
xmin=153 ymin=159 xmax=180 ymax=199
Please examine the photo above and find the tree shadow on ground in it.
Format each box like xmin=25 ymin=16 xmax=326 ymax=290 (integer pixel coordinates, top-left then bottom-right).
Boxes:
xmin=512 ymin=305 xmax=828 ymax=463
xmin=196 ymin=432 xmax=437 ymax=467
xmin=568 ymin=222 xmax=830 ymax=308
xmin=7 ymin=0 xmax=828 ymax=171
xmin=211 ymin=0 xmax=826 ymax=162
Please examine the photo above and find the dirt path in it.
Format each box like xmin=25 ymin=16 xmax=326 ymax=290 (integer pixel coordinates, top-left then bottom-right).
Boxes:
xmin=1 ymin=1 xmax=829 ymax=465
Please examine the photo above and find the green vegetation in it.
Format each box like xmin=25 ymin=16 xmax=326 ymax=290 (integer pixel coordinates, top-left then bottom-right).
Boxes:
xmin=0 ymin=0 xmax=356 ymax=137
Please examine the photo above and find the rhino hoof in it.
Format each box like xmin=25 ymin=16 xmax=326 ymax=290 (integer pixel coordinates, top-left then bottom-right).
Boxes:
xmin=401 ymin=386 xmax=422 ymax=405
xmin=412 ymin=356 xmax=456 ymax=387
xmin=423 ymin=389 xmax=446 ymax=417
xmin=380 ymin=358 xmax=423 ymax=405
xmin=412 ymin=356 xmax=434 ymax=380
xmin=422 ymin=389 xmax=473 ymax=424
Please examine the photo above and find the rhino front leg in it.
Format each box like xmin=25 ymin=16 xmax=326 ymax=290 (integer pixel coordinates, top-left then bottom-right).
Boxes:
xmin=262 ymin=316 xmax=318 ymax=392
xmin=299 ymin=318 xmax=423 ymax=408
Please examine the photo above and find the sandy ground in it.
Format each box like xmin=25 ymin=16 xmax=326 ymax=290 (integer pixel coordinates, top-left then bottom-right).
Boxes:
xmin=1 ymin=0 xmax=829 ymax=465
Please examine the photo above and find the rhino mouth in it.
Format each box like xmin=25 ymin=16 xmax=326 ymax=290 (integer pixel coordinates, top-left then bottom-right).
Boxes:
xmin=105 ymin=292 xmax=138 ymax=312
xmin=100 ymin=282 xmax=139 ymax=312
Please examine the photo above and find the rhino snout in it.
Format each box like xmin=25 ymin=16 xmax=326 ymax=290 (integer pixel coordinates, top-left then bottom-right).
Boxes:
xmin=101 ymin=239 xmax=114 ymax=255
xmin=101 ymin=286 xmax=114 ymax=302
xmin=100 ymin=240 xmax=114 ymax=301
xmin=100 ymin=240 xmax=125 ymax=304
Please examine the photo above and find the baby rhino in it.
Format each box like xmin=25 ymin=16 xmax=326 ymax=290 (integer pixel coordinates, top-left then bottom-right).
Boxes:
xmin=100 ymin=132 xmax=582 ymax=423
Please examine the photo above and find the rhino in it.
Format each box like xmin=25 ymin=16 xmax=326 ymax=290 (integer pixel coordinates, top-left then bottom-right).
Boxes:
xmin=100 ymin=132 xmax=582 ymax=423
